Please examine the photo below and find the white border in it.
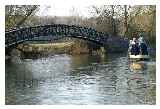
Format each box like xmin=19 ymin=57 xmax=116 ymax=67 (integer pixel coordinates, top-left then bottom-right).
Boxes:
xmin=0 ymin=0 xmax=159 ymax=109
xmin=156 ymin=3 xmax=160 ymax=106
xmin=0 ymin=0 xmax=158 ymax=5
xmin=0 ymin=3 xmax=5 ymax=106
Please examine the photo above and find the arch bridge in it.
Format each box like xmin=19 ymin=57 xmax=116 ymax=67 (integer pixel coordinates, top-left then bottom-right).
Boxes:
xmin=5 ymin=24 xmax=129 ymax=52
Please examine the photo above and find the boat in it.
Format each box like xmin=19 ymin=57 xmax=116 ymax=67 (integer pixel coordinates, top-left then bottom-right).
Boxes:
xmin=128 ymin=46 xmax=150 ymax=60
xmin=128 ymin=34 xmax=150 ymax=60
xmin=129 ymin=54 xmax=149 ymax=60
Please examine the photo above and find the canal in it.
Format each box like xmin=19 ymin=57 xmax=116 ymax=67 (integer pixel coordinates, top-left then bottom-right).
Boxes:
xmin=5 ymin=53 xmax=156 ymax=105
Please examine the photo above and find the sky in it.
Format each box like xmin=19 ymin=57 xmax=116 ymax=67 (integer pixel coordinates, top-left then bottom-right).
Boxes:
xmin=35 ymin=0 xmax=148 ymax=17
xmin=37 ymin=5 xmax=92 ymax=17
xmin=36 ymin=0 xmax=108 ymax=17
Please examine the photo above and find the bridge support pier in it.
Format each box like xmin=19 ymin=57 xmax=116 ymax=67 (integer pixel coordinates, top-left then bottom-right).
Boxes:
xmin=100 ymin=47 xmax=105 ymax=53
xmin=5 ymin=48 xmax=22 ymax=61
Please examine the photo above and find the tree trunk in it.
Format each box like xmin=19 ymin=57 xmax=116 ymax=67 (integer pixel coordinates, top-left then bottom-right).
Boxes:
xmin=16 ymin=6 xmax=38 ymax=27
xmin=124 ymin=5 xmax=128 ymax=37
xmin=111 ymin=5 xmax=116 ymax=35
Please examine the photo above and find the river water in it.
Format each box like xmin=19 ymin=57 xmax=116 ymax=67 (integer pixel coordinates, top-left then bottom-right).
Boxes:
xmin=5 ymin=53 xmax=156 ymax=105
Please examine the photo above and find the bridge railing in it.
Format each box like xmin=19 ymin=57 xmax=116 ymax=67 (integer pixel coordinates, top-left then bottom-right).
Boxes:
xmin=5 ymin=24 xmax=110 ymax=47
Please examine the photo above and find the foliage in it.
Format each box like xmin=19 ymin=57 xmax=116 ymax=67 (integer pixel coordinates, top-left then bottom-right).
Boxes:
xmin=5 ymin=5 xmax=39 ymax=30
xmin=90 ymin=5 xmax=156 ymax=46
xmin=5 ymin=5 xmax=156 ymax=47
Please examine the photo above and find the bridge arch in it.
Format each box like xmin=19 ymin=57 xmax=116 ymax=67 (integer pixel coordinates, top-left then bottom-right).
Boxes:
xmin=5 ymin=24 xmax=109 ymax=48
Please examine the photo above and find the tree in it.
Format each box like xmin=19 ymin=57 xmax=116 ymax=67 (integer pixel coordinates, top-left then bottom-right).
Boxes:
xmin=124 ymin=5 xmax=128 ymax=36
xmin=111 ymin=5 xmax=117 ymax=35
xmin=5 ymin=5 xmax=39 ymax=30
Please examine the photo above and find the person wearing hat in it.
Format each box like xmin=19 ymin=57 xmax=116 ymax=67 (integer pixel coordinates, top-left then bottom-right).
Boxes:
xmin=138 ymin=33 xmax=148 ymax=55
xmin=138 ymin=33 xmax=146 ymax=45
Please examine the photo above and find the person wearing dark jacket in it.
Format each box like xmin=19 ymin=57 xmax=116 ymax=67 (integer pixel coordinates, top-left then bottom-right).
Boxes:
xmin=130 ymin=38 xmax=140 ymax=55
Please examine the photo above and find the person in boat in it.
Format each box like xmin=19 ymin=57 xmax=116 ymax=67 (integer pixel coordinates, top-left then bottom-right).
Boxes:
xmin=130 ymin=37 xmax=140 ymax=55
xmin=128 ymin=40 xmax=132 ymax=52
xmin=138 ymin=34 xmax=148 ymax=55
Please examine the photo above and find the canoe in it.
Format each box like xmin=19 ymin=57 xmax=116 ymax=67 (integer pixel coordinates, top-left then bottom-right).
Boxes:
xmin=129 ymin=54 xmax=149 ymax=60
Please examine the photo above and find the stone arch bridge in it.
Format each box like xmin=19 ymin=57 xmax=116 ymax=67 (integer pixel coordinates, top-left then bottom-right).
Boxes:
xmin=5 ymin=24 xmax=129 ymax=52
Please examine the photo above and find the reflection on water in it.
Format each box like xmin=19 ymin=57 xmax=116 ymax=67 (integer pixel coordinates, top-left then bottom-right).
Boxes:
xmin=5 ymin=53 xmax=156 ymax=105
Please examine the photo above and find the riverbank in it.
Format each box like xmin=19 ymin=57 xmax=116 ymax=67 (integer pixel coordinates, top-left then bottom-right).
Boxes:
xmin=16 ymin=39 xmax=105 ymax=58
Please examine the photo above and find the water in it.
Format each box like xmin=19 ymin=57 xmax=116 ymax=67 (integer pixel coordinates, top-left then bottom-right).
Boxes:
xmin=5 ymin=53 xmax=156 ymax=105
